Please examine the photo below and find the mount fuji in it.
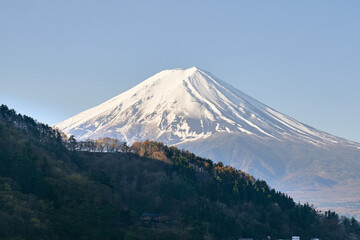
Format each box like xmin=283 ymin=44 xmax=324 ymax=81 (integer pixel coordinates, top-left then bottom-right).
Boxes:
xmin=56 ymin=67 xmax=360 ymax=217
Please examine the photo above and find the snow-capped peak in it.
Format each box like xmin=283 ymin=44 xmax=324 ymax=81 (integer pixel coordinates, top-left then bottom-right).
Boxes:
xmin=55 ymin=67 xmax=351 ymax=146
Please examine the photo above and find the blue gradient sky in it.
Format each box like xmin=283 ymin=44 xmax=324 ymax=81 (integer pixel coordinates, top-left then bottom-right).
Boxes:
xmin=1 ymin=1 xmax=359 ymax=142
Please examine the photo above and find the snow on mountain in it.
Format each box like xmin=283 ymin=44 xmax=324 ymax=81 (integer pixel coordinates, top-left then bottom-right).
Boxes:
xmin=55 ymin=67 xmax=353 ymax=147
xmin=56 ymin=67 xmax=360 ymax=217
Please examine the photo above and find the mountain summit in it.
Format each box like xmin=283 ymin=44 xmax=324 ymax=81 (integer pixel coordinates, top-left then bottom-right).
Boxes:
xmin=56 ymin=67 xmax=360 ymax=217
xmin=56 ymin=67 xmax=352 ymax=147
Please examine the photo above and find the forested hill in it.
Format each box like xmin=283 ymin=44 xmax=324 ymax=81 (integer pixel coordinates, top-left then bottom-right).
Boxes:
xmin=0 ymin=104 xmax=359 ymax=240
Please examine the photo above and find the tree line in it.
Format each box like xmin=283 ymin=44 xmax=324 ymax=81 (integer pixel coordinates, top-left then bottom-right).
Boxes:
xmin=65 ymin=136 xmax=130 ymax=152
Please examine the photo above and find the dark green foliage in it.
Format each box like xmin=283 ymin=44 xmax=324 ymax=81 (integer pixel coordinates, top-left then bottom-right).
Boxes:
xmin=0 ymin=104 xmax=359 ymax=240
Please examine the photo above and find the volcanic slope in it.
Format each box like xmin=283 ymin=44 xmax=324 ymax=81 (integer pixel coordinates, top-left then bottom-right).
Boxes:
xmin=56 ymin=67 xmax=354 ymax=146
xmin=56 ymin=67 xmax=360 ymax=217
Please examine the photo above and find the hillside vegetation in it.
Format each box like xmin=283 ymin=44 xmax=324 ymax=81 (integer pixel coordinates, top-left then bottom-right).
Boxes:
xmin=0 ymin=104 xmax=359 ymax=240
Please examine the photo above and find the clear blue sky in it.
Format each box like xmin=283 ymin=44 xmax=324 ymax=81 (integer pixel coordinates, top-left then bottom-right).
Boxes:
xmin=1 ymin=1 xmax=359 ymax=142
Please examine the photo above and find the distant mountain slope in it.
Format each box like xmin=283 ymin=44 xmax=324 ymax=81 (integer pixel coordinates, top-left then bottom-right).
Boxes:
xmin=56 ymin=67 xmax=356 ymax=147
xmin=177 ymin=132 xmax=360 ymax=217
xmin=55 ymin=67 xmax=360 ymax=217
xmin=1 ymin=105 xmax=360 ymax=240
